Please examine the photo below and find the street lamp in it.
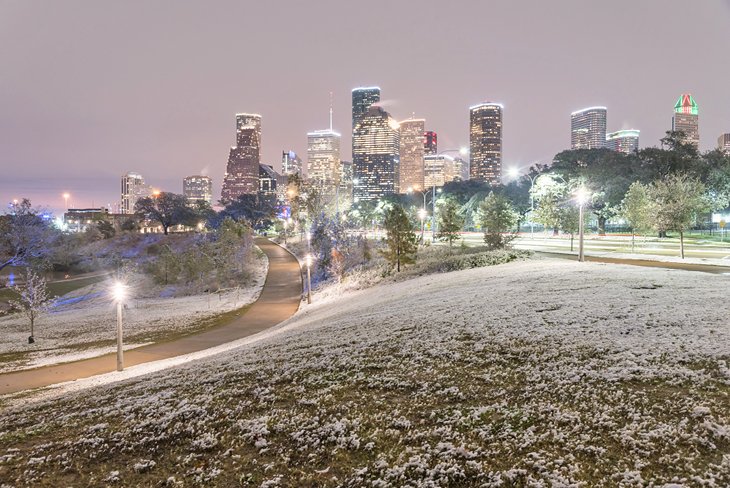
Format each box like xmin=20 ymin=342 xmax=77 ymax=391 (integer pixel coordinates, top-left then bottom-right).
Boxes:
xmin=283 ymin=219 xmax=288 ymax=246
xmin=305 ymin=254 xmax=313 ymax=304
xmin=112 ymin=281 xmax=127 ymax=371
xmin=575 ymin=188 xmax=590 ymax=262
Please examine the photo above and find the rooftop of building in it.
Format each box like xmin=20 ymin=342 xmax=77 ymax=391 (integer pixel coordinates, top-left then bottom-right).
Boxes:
xmin=570 ymin=106 xmax=607 ymax=116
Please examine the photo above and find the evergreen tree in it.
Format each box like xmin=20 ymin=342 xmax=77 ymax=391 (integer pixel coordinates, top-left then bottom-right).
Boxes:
xmin=437 ymin=198 xmax=465 ymax=248
xmin=478 ymin=192 xmax=517 ymax=250
xmin=380 ymin=204 xmax=418 ymax=272
xmin=620 ymin=182 xmax=652 ymax=252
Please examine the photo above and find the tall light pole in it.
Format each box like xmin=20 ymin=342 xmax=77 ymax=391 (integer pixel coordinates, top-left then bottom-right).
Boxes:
xmin=283 ymin=219 xmax=288 ymax=246
xmin=576 ymin=188 xmax=589 ymax=262
xmin=112 ymin=281 xmax=127 ymax=371
xmin=418 ymin=208 xmax=427 ymax=244
xmin=507 ymin=168 xmax=540 ymax=239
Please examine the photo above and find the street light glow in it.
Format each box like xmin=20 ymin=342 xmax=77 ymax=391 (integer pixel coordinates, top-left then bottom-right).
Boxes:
xmin=112 ymin=281 xmax=127 ymax=302
xmin=507 ymin=167 xmax=520 ymax=179
xmin=418 ymin=208 xmax=427 ymax=220
xmin=306 ymin=254 xmax=313 ymax=268
xmin=576 ymin=187 xmax=589 ymax=205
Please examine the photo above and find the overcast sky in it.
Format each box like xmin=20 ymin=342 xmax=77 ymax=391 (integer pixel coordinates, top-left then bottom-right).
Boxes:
xmin=1 ymin=0 xmax=729 ymax=212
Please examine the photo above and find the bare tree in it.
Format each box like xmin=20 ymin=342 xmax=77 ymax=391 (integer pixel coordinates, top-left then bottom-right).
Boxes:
xmin=11 ymin=269 xmax=53 ymax=343
xmin=0 ymin=199 xmax=57 ymax=272
xmin=135 ymin=192 xmax=196 ymax=235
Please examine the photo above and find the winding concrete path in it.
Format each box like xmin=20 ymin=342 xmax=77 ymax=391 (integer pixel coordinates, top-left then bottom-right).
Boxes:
xmin=0 ymin=238 xmax=301 ymax=395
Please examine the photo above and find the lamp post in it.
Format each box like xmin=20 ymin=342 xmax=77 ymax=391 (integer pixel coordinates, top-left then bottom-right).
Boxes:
xmin=507 ymin=168 xmax=540 ymax=239
xmin=418 ymin=208 xmax=427 ymax=244
xmin=576 ymin=188 xmax=589 ymax=262
xmin=305 ymin=254 xmax=313 ymax=304
xmin=112 ymin=281 xmax=127 ymax=371
xmin=283 ymin=219 xmax=288 ymax=246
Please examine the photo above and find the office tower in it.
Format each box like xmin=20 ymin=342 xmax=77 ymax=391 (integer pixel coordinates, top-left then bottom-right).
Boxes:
xmin=221 ymin=113 xmax=262 ymax=202
xmin=672 ymin=94 xmax=699 ymax=148
xmin=606 ymin=130 xmax=640 ymax=154
xmin=453 ymin=157 xmax=469 ymax=181
xmin=120 ymin=172 xmax=149 ymax=214
xmin=718 ymin=134 xmax=730 ymax=155
xmin=307 ymin=129 xmax=341 ymax=197
xmin=469 ymin=102 xmax=503 ymax=184
xmin=424 ymin=130 xmax=438 ymax=155
xmin=353 ymin=106 xmax=400 ymax=201
xmin=424 ymin=154 xmax=458 ymax=188
xmin=399 ymin=119 xmax=426 ymax=191
xmin=183 ymin=175 xmax=213 ymax=204
xmin=281 ymin=150 xmax=303 ymax=176
xmin=259 ymin=164 xmax=280 ymax=196
xmin=571 ymin=107 xmax=607 ymax=149
xmin=352 ymin=87 xmax=381 ymax=129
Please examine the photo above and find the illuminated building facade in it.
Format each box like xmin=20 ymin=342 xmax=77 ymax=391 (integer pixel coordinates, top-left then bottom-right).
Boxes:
xmin=672 ymin=94 xmax=699 ymax=148
xmin=353 ymin=106 xmax=400 ymax=201
xmin=221 ymin=113 xmax=261 ymax=202
xmin=398 ymin=119 xmax=425 ymax=191
xmin=469 ymin=102 xmax=503 ymax=184
xmin=606 ymin=130 xmax=640 ymax=154
xmin=424 ymin=130 xmax=437 ymax=155
xmin=259 ymin=164 xmax=280 ymax=197
xmin=570 ymin=107 xmax=607 ymax=150
xmin=352 ymin=87 xmax=381 ymax=129
xmin=307 ymin=129 xmax=341 ymax=197
xmin=424 ymin=154 xmax=459 ymax=188
xmin=183 ymin=175 xmax=213 ymax=204
xmin=281 ymin=150 xmax=302 ymax=176
xmin=121 ymin=171 xmax=150 ymax=214
xmin=718 ymin=134 xmax=730 ymax=155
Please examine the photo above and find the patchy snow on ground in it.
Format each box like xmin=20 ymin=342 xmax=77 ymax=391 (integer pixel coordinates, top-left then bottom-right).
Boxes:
xmin=0 ymin=252 xmax=268 ymax=373
xmin=1 ymin=258 xmax=729 ymax=486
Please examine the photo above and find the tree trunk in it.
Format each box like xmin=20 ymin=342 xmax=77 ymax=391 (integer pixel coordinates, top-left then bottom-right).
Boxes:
xmin=163 ymin=225 xmax=169 ymax=235
xmin=553 ymin=227 xmax=559 ymax=236
xmin=570 ymin=234 xmax=574 ymax=251
xmin=631 ymin=232 xmax=635 ymax=253
xmin=598 ymin=216 xmax=606 ymax=236
xmin=680 ymin=231 xmax=685 ymax=259
xmin=30 ymin=317 xmax=34 ymax=341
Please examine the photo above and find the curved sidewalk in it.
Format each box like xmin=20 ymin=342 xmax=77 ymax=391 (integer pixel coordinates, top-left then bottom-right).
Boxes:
xmin=0 ymin=238 xmax=301 ymax=395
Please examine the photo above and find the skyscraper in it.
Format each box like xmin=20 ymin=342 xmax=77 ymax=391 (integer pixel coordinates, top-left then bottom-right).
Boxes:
xmin=307 ymin=129 xmax=341 ymax=197
xmin=606 ymin=130 xmax=640 ymax=154
xmin=353 ymin=106 xmax=400 ymax=201
xmin=398 ymin=119 xmax=425 ymax=191
xmin=120 ymin=172 xmax=149 ymax=214
xmin=718 ymin=134 xmax=730 ymax=155
xmin=672 ymin=94 xmax=699 ymax=148
xmin=424 ymin=154 xmax=458 ymax=188
xmin=570 ymin=107 xmax=607 ymax=149
xmin=424 ymin=130 xmax=438 ymax=155
xmin=469 ymin=102 xmax=503 ymax=185
xmin=221 ymin=113 xmax=261 ymax=202
xmin=183 ymin=175 xmax=213 ymax=204
xmin=352 ymin=87 xmax=381 ymax=129
xmin=281 ymin=150 xmax=302 ymax=176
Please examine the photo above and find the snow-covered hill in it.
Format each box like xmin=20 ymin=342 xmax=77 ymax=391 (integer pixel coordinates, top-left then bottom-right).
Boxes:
xmin=1 ymin=258 xmax=729 ymax=486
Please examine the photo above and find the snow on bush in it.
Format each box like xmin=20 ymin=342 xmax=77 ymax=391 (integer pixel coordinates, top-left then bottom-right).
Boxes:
xmin=0 ymin=258 xmax=729 ymax=486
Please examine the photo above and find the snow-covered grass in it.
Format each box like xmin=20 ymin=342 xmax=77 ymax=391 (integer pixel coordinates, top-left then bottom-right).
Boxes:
xmin=0 ymin=251 xmax=268 ymax=373
xmin=1 ymin=257 xmax=729 ymax=486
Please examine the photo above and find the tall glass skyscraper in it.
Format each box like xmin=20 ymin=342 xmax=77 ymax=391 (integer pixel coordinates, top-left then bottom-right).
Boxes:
xmin=307 ymin=129 xmax=341 ymax=197
xmin=120 ymin=172 xmax=149 ymax=214
xmin=570 ymin=107 xmax=607 ymax=150
xmin=398 ymin=119 xmax=425 ymax=192
xmin=718 ymin=134 xmax=730 ymax=155
xmin=424 ymin=130 xmax=438 ymax=155
xmin=353 ymin=106 xmax=400 ymax=201
xmin=183 ymin=175 xmax=213 ymax=204
xmin=606 ymin=130 xmax=640 ymax=154
xmin=469 ymin=102 xmax=503 ymax=185
xmin=352 ymin=87 xmax=381 ymax=129
xmin=221 ymin=113 xmax=261 ymax=202
xmin=281 ymin=150 xmax=302 ymax=176
xmin=672 ymin=94 xmax=699 ymax=148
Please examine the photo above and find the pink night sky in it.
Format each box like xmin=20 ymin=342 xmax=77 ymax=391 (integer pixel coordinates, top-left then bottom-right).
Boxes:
xmin=1 ymin=0 xmax=729 ymax=213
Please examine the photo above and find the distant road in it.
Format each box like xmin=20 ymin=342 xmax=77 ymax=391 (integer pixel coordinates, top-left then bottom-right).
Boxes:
xmin=534 ymin=251 xmax=730 ymax=275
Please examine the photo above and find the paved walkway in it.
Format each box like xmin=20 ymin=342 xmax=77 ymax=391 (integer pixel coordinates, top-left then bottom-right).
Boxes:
xmin=0 ymin=238 xmax=301 ymax=395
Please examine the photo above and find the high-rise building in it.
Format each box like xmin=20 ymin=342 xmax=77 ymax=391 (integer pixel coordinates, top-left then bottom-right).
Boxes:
xmin=672 ymin=94 xmax=699 ymax=148
xmin=183 ymin=175 xmax=213 ymax=204
xmin=718 ymin=134 xmax=730 ymax=155
xmin=121 ymin=172 xmax=150 ymax=214
xmin=453 ymin=157 xmax=469 ymax=182
xmin=353 ymin=105 xmax=400 ymax=201
xmin=424 ymin=131 xmax=438 ymax=155
xmin=469 ymin=102 xmax=503 ymax=185
xmin=221 ymin=113 xmax=262 ymax=202
xmin=399 ymin=119 xmax=426 ymax=192
xmin=352 ymin=87 xmax=381 ymax=129
xmin=606 ymin=130 xmax=640 ymax=154
xmin=281 ymin=150 xmax=302 ymax=176
xmin=570 ymin=107 xmax=607 ymax=150
xmin=424 ymin=154 xmax=459 ymax=188
xmin=259 ymin=164 xmax=280 ymax=197
xmin=307 ymin=129 xmax=341 ymax=197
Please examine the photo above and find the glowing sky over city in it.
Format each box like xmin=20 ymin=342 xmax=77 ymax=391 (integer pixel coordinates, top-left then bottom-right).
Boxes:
xmin=1 ymin=0 xmax=729 ymax=212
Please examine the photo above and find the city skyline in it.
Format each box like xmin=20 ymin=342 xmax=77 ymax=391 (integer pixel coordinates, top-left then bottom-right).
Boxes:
xmin=2 ymin=1 xmax=730 ymax=211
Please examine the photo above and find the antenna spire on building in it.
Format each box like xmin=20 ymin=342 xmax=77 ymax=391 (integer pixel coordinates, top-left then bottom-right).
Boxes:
xmin=329 ymin=91 xmax=334 ymax=131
